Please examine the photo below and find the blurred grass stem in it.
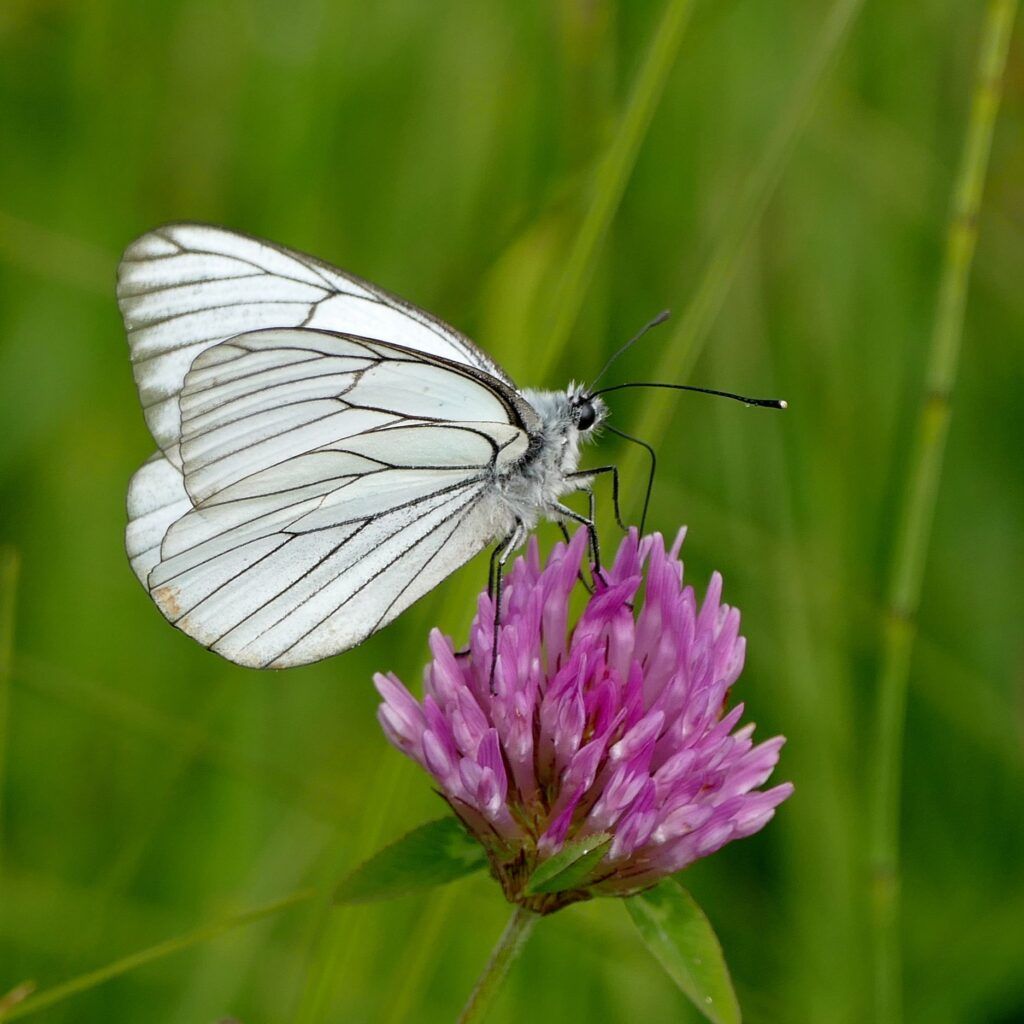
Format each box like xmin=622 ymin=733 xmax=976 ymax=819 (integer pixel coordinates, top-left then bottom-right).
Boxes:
xmin=541 ymin=0 xmax=695 ymax=377
xmin=0 ymin=548 xmax=18 ymax=877
xmin=867 ymin=3 xmax=1018 ymax=1021
xmin=380 ymin=886 xmax=458 ymax=1024
xmin=291 ymin=757 xmax=407 ymax=1022
xmin=0 ymin=552 xmax=17 ymax=880
xmin=456 ymin=907 xmax=538 ymax=1024
xmin=627 ymin=0 xmax=865 ymax=450
xmin=0 ymin=887 xmax=317 ymax=1022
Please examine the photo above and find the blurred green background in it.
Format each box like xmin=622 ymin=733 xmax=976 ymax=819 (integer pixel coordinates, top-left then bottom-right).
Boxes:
xmin=1 ymin=1 xmax=1022 ymax=1021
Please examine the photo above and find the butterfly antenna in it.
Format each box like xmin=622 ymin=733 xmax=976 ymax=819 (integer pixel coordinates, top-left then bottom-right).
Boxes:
xmin=605 ymin=424 xmax=657 ymax=535
xmin=592 ymin=381 xmax=787 ymax=409
xmin=590 ymin=310 xmax=671 ymax=390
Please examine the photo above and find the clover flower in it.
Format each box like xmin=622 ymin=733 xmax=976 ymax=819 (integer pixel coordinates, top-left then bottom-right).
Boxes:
xmin=375 ymin=528 xmax=792 ymax=913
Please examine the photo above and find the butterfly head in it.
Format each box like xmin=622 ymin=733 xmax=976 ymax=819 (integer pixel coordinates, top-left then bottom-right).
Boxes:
xmin=519 ymin=383 xmax=607 ymax=488
xmin=567 ymin=382 xmax=607 ymax=434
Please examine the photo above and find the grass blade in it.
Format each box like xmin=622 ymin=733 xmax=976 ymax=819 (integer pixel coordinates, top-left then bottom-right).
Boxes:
xmin=0 ymin=887 xmax=316 ymax=1022
xmin=379 ymin=886 xmax=459 ymax=1024
xmin=0 ymin=547 xmax=19 ymax=878
xmin=290 ymin=757 xmax=407 ymax=1023
xmin=627 ymin=0 xmax=866 ymax=447
xmin=867 ymin=4 xmax=1019 ymax=1022
xmin=541 ymin=0 xmax=696 ymax=376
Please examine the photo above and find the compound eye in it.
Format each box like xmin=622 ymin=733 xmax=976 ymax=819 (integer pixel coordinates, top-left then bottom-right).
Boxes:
xmin=576 ymin=401 xmax=597 ymax=431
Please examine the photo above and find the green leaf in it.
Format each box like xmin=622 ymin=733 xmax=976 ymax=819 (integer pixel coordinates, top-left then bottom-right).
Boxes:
xmin=524 ymin=833 xmax=612 ymax=895
xmin=626 ymin=880 xmax=741 ymax=1024
xmin=334 ymin=816 xmax=487 ymax=904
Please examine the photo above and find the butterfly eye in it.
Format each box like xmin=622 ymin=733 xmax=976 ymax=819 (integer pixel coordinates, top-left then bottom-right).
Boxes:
xmin=576 ymin=401 xmax=597 ymax=431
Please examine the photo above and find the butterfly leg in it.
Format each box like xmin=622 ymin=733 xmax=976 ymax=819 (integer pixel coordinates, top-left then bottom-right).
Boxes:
xmin=454 ymin=524 xmax=524 ymax=659
xmin=487 ymin=538 xmax=502 ymax=599
xmin=552 ymin=501 xmax=608 ymax=585
xmin=558 ymin=522 xmax=595 ymax=595
xmin=489 ymin=519 xmax=526 ymax=691
xmin=565 ymin=464 xmax=627 ymax=532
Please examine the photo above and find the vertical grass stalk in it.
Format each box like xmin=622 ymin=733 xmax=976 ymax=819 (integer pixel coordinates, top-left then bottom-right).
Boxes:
xmin=867 ymin=4 xmax=1018 ymax=1021
xmin=291 ymin=757 xmax=406 ymax=1024
xmin=0 ymin=548 xmax=19 ymax=878
xmin=380 ymin=886 xmax=458 ymax=1024
xmin=630 ymin=0 xmax=865 ymax=449
xmin=541 ymin=0 xmax=695 ymax=376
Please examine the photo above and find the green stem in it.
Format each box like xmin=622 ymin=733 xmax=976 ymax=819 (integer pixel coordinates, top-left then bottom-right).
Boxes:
xmin=867 ymin=4 xmax=1018 ymax=1023
xmin=456 ymin=907 xmax=539 ymax=1024
xmin=0 ymin=547 xmax=19 ymax=880
xmin=0 ymin=887 xmax=317 ymax=1022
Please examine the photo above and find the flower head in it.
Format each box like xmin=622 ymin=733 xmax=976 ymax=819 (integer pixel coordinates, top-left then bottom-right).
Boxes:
xmin=375 ymin=529 xmax=792 ymax=913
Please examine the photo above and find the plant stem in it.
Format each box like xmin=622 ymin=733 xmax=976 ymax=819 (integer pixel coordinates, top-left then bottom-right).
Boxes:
xmin=0 ymin=547 xmax=19 ymax=880
xmin=456 ymin=906 xmax=539 ymax=1024
xmin=0 ymin=887 xmax=317 ymax=1021
xmin=867 ymin=4 xmax=1018 ymax=1023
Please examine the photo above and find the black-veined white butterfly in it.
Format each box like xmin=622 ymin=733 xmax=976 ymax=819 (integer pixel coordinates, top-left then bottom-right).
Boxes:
xmin=120 ymin=224 xmax=783 ymax=669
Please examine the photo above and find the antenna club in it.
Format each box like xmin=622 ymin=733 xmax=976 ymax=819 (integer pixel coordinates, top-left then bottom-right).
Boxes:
xmin=593 ymin=381 xmax=788 ymax=410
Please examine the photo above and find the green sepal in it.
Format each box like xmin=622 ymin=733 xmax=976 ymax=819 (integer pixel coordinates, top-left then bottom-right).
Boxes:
xmin=524 ymin=832 xmax=612 ymax=895
xmin=334 ymin=816 xmax=486 ymax=904
xmin=626 ymin=879 xmax=741 ymax=1024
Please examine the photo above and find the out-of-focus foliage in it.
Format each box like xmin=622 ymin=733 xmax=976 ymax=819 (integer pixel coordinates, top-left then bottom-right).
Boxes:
xmin=0 ymin=2 xmax=1021 ymax=1022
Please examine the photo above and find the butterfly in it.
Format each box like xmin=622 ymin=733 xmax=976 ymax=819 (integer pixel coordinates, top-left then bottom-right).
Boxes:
xmin=119 ymin=223 xmax=621 ymax=669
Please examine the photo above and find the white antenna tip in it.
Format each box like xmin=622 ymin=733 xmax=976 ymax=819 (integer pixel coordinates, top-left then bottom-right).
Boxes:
xmin=779 ymin=400 xmax=788 ymax=410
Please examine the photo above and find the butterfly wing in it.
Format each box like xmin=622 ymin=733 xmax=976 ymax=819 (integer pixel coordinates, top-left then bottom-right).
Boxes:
xmin=129 ymin=328 xmax=536 ymax=669
xmin=118 ymin=222 xmax=514 ymax=465
xmin=126 ymin=452 xmax=192 ymax=584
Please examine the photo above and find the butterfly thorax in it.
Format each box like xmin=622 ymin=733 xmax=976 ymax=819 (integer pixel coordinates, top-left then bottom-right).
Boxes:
xmin=494 ymin=386 xmax=606 ymax=530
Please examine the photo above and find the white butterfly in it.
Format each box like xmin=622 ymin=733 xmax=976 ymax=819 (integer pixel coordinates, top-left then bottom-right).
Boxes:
xmin=120 ymin=224 xmax=610 ymax=669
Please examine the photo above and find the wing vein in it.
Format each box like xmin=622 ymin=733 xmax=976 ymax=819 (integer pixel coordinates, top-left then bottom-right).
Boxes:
xmin=261 ymin=485 xmax=484 ymax=666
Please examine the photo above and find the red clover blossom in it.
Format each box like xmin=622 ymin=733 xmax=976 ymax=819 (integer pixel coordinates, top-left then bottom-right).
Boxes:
xmin=376 ymin=529 xmax=792 ymax=913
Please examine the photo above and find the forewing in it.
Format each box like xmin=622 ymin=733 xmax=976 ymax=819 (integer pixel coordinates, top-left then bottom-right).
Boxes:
xmin=118 ymin=222 xmax=515 ymax=463
xmin=132 ymin=329 xmax=530 ymax=668
xmin=177 ymin=329 xmax=532 ymax=504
